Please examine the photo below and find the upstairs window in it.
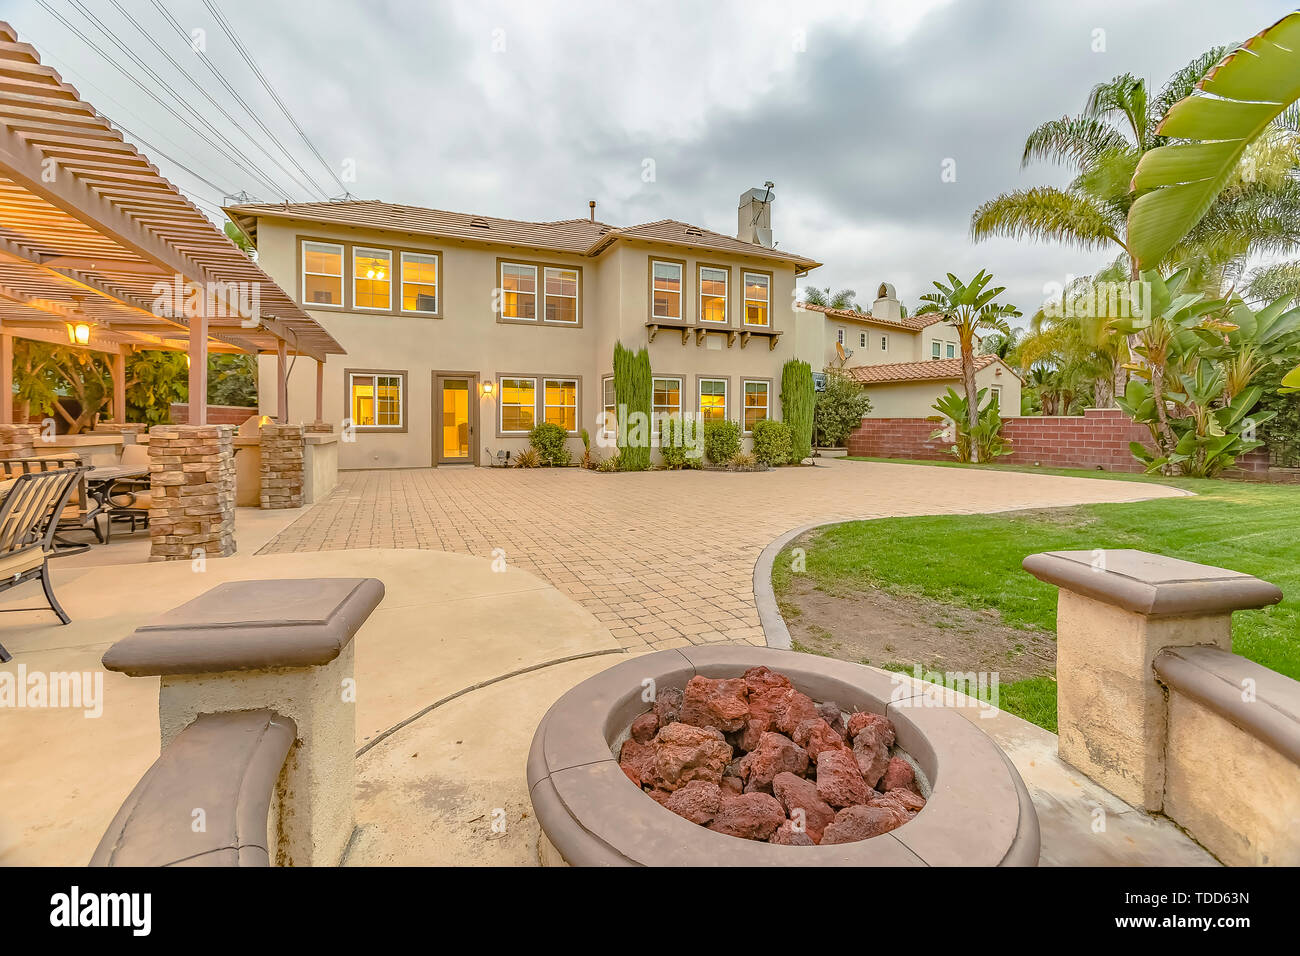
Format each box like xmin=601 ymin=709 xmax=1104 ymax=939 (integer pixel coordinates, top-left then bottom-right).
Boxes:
xmin=353 ymin=247 xmax=392 ymax=310
xmin=836 ymin=328 xmax=845 ymax=345
xmin=302 ymin=241 xmax=342 ymax=307
xmin=880 ymin=335 xmax=888 ymax=351
xmin=500 ymin=377 xmax=537 ymax=432
xmin=652 ymin=260 xmax=683 ymax=320
xmin=743 ymin=272 xmax=770 ymax=327
xmin=946 ymin=343 xmax=956 ymax=359
xmin=400 ymin=252 xmax=438 ymax=313
xmin=931 ymin=341 xmax=941 ymax=359
xmin=860 ymin=333 xmax=867 ymax=348
xmin=544 ymin=267 xmax=579 ymax=324
xmin=501 ymin=263 xmax=538 ymax=320
xmin=699 ymin=266 xmax=728 ymax=324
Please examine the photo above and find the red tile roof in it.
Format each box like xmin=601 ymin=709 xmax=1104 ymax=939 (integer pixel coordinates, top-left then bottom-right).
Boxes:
xmin=800 ymin=301 xmax=946 ymax=332
xmin=846 ymin=354 xmax=999 ymax=385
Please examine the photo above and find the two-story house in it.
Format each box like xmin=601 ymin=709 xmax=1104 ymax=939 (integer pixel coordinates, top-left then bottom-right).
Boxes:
xmin=225 ymin=188 xmax=825 ymax=468
xmin=801 ymin=284 xmax=1021 ymax=417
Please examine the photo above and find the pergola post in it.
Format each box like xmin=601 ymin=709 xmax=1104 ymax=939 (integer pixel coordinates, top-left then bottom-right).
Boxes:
xmin=276 ymin=339 xmax=288 ymax=424
xmin=0 ymin=329 xmax=12 ymax=424
xmin=187 ymin=300 xmax=208 ymax=426
xmin=112 ymin=349 xmax=126 ymax=423
xmin=315 ymin=358 xmax=324 ymax=424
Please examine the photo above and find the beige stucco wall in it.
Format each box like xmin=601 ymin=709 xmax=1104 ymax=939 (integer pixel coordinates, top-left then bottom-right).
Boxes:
xmin=252 ymin=218 xmax=815 ymax=468
xmin=819 ymin=317 xmax=966 ymax=372
xmin=860 ymin=362 xmax=1019 ymax=418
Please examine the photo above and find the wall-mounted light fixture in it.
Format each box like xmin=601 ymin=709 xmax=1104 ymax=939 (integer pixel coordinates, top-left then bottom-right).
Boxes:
xmin=481 ymin=381 xmax=494 ymax=396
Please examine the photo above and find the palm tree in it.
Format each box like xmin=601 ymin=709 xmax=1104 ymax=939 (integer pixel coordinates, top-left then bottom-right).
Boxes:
xmin=916 ymin=271 xmax=1021 ymax=437
xmin=800 ymin=286 xmax=862 ymax=311
xmin=979 ymin=326 xmax=1025 ymax=361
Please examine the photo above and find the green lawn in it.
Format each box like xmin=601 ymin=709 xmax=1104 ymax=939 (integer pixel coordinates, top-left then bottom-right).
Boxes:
xmin=775 ymin=462 xmax=1300 ymax=731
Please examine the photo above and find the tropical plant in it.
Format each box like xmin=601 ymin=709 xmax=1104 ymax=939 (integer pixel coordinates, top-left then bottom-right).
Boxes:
xmin=799 ymin=287 xmax=861 ymax=311
xmin=596 ymin=452 xmax=620 ymax=472
xmin=780 ymin=359 xmax=814 ymax=462
xmin=528 ymin=421 xmax=571 ymax=466
xmin=126 ymin=351 xmax=189 ymax=425
xmin=513 ymin=447 xmax=541 ymax=468
xmin=703 ymin=419 xmax=741 ymax=464
xmin=979 ymin=327 xmax=1025 ymax=361
xmin=812 ymin=368 xmax=872 ymax=447
xmin=208 ymin=354 xmax=258 ymax=407
xmin=751 ymin=419 xmax=792 ymax=466
xmin=931 ymin=387 xmax=1012 ymax=463
xmin=613 ymin=341 xmax=651 ymax=471
xmin=579 ymin=427 xmax=593 ymax=469
xmin=728 ymin=451 xmax=759 ymax=470
xmin=917 ymin=271 xmax=1021 ymax=434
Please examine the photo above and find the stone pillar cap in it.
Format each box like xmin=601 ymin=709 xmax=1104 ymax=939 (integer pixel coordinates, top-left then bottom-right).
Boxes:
xmin=103 ymin=577 xmax=384 ymax=676
xmin=1023 ymin=549 xmax=1282 ymax=617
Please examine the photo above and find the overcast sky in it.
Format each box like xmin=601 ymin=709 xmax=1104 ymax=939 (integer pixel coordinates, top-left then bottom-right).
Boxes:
xmin=8 ymin=0 xmax=1293 ymax=322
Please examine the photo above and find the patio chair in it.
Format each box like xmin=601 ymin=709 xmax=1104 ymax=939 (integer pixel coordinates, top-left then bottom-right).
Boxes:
xmin=107 ymin=443 xmax=151 ymax=533
xmin=0 ymin=455 xmax=107 ymax=551
xmin=0 ymin=468 xmax=85 ymax=661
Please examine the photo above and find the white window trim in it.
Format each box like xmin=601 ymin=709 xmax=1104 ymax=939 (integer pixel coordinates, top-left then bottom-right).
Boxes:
xmin=499 ymin=376 xmax=538 ymax=433
xmin=698 ymin=266 xmax=729 ymax=324
xmin=931 ymin=340 xmax=941 ymax=359
xmin=542 ymin=267 xmax=580 ymax=324
xmin=651 ymin=375 xmax=684 ymax=446
xmin=352 ymin=246 xmax=393 ymax=312
xmin=543 ymin=377 xmax=579 ymax=433
xmin=836 ymin=328 xmax=845 ymax=345
xmin=301 ymin=240 xmax=343 ymax=309
xmin=348 ymin=371 xmax=404 ymax=429
xmin=741 ymin=379 xmax=770 ymax=434
xmin=399 ymin=251 xmax=438 ymax=314
xmin=946 ymin=343 xmax=956 ymax=359
xmin=698 ymin=377 xmax=728 ymax=421
xmin=880 ymin=335 xmax=888 ymax=351
xmin=859 ymin=333 xmax=867 ymax=348
xmin=601 ymin=375 xmax=616 ymax=439
xmin=500 ymin=262 xmax=539 ymax=321
xmin=651 ymin=260 xmax=683 ymax=321
xmin=741 ymin=271 xmax=770 ymax=328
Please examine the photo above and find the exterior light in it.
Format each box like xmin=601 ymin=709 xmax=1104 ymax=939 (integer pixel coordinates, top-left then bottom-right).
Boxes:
xmin=185 ymin=354 xmax=192 ymax=369
xmin=73 ymin=322 xmax=91 ymax=345
xmin=482 ymin=382 xmax=494 ymax=396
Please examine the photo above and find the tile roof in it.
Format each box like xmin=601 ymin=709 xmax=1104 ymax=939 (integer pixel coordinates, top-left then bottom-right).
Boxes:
xmin=226 ymin=200 xmax=821 ymax=270
xmin=846 ymin=354 xmax=998 ymax=385
xmin=800 ymin=301 xmax=947 ymax=332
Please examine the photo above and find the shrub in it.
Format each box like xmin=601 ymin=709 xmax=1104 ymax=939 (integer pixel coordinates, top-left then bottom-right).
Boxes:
xmin=930 ymin=388 xmax=1012 ymax=463
xmin=529 ymin=421 xmax=571 ymax=466
xmin=579 ymin=427 xmax=592 ymax=469
xmin=751 ymin=419 xmax=792 ymax=466
xmin=781 ymin=359 xmax=814 ymax=462
xmin=596 ymin=452 xmax=620 ymax=472
xmin=613 ymin=342 xmax=651 ymax=471
xmin=729 ymin=451 xmax=759 ymax=470
xmin=813 ymin=369 xmax=872 ymax=447
xmin=659 ymin=415 xmax=691 ymax=469
xmin=513 ymin=447 xmax=541 ymax=468
xmin=703 ymin=419 xmax=741 ymax=464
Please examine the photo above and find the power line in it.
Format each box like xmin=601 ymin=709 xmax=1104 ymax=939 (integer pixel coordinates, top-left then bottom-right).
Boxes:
xmin=147 ymin=0 xmax=333 ymax=201
xmin=202 ymin=0 xmax=350 ymax=196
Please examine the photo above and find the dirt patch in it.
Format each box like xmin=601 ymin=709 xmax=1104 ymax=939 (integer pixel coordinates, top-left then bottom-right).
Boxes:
xmin=779 ymin=577 xmax=1056 ymax=683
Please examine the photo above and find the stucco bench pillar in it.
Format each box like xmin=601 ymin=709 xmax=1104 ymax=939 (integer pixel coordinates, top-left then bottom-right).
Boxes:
xmin=1023 ymin=549 xmax=1282 ymax=810
xmin=102 ymin=577 xmax=385 ymax=866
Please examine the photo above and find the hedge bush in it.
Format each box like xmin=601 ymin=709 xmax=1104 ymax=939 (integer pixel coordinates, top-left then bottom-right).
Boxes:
xmin=613 ymin=342 xmax=651 ymax=471
xmin=703 ymin=419 xmax=741 ymax=464
xmin=780 ymin=359 xmax=814 ymax=462
xmin=659 ymin=415 xmax=697 ymax=469
xmin=528 ymin=421 xmax=571 ymax=466
xmin=751 ymin=419 xmax=792 ymax=466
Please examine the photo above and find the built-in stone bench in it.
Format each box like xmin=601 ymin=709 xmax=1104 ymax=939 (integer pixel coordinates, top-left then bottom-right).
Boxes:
xmin=99 ymin=576 xmax=385 ymax=866
xmin=90 ymin=709 xmax=296 ymax=867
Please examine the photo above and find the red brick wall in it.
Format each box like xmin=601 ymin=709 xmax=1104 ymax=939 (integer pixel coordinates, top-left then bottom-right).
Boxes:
xmin=169 ymin=403 xmax=258 ymax=426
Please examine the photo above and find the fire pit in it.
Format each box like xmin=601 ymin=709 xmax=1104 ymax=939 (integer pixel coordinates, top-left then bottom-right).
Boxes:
xmin=527 ymin=645 xmax=1039 ymax=865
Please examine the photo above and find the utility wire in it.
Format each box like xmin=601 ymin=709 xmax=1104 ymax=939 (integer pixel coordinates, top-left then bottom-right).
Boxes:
xmin=202 ymin=0 xmax=350 ymax=196
xmin=109 ymin=0 xmax=327 ymax=201
xmin=147 ymin=0 xmax=333 ymax=202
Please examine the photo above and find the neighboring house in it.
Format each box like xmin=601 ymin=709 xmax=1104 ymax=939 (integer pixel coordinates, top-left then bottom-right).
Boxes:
xmin=226 ymin=188 xmax=824 ymax=468
xmin=801 ymin=284 xmax=1021 ymax=417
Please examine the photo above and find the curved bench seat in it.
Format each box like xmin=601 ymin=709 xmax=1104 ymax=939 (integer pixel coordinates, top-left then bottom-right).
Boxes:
xmin=90 ymin=709 xmax=296 ymax=867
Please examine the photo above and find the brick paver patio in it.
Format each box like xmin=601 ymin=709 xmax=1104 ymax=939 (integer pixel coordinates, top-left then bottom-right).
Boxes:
xmin=259 ymin=459 xmax=1184 ymax=651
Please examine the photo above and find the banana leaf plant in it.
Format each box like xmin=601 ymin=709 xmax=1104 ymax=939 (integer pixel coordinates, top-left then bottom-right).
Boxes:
xmin=930 ymin=387 xmax=1012 ymax=463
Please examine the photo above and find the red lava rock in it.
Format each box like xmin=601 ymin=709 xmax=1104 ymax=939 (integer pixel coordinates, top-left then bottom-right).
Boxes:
xmin=651 ymin=721 xmax=733 ymax=791
xmin=707 ymin=791 xmax=785 ymax=841
xmin=646 ymin=788 xmax=673 ymax=806
xmin=721 ymin=775 xmax=744 ymax=794
xmin=771 ymin=771 xmax=837 ymax=844
xmin=770 ymin=820 xmax=815 ymax=846
xmin=815 ymin=748 xmax=871 ymax=808
xmin=852 ymin=718 xmax=895 ymax=788
xmin=879 ymin=756 xmax=921 ymax=795
xmin=817 ymin=700 xmax=848 ymax=738
xmin=846 ymin=711 xmax=896 ymax=747
xmin=873 ymin=788 xmax=926 ymax=816
xmin=631 ymin=712 xmax=660 ymax=744
xmin=744 ymin=666 xmax=793 ymax=723
xmin=680 ymin=676 xmax=750 ymax=733
xmin=653 ymin=686 xmax=684 ymax=726
xmin=820 ymin=804 xmax=907 ymax=844
xmin=739 ymin=732 xmax=809 ymax=793
xmin=793 ymin=717 xmax=851 ymax=764
xmin=664 ymin=779 xmax=722 ymax=825
xmin=618 ymin=737 xmax=657 ymax=786
xmin=775 ymin=689 xmax=822 ymax=736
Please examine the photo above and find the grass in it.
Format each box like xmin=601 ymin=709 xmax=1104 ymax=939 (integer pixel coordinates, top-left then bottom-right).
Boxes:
xmin=775 ymin=462 xmax=1300 ymax=731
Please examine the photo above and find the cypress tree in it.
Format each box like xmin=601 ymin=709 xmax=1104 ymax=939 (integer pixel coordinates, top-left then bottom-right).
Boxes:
xmin=613 ymin=341 xmax=652 ymax=470
xmin=781 ymin=358 xmax=814 ymax=462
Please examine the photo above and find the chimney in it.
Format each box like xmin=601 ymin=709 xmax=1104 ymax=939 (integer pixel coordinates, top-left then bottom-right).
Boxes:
xmin=589 ymin=199 xmax=596 ymax=222
xmin=737 ymin=183 xmax=774 ymax=247
xmin=872 ymin=282 xmax=902 ymax=322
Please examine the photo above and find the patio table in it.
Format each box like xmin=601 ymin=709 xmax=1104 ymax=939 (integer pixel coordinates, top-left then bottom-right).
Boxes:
xmin=86 ymin=465 xmax=149 ymax=540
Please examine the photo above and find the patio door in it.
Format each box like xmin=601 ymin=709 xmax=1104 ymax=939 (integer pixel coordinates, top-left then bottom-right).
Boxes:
xmin=434 ymin=372 xmax=477 ymax=465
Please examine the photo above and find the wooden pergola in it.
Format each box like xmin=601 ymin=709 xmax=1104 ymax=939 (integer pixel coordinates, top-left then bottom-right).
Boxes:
xmin=0 ymin=22 xmax=343 ymax=427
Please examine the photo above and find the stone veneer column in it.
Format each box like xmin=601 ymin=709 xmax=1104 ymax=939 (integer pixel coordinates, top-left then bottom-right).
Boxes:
xmin=259 ymin=422 xmax=304 ymax=509
xmin=148 ymin=424 xmax=236 ymax=561
xmin=1023 ymin=548 xmax=1282 ymax=811
xmin=0 ymin=423 xmax=39 ymax=458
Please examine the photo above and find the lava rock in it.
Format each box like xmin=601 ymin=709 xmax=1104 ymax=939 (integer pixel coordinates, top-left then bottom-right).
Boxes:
xmin=680 ymin=676 xmax=750 ymax=733
xmin=721 ymin=775 xmax=744 ymax=794
xmin=815 ymin=748 xmax=871 ymax=808
xmin=770 ymin=820 xmax=815 ymax=846
xmin=846 ymin=712 xmax=896 ymax=747
xmin=852 ymin=725 xmax=892 ymax=789
xmin=618 ymin=737 xmax=657 ymax=787
xmin=816 ymin=700 xmax=848 ymax=738
xmin=631 ymin=712 xmax=660 ymax=744
xmin=775 ymin=689 xmax=822 ymax=736
xmin=820 ymin=804 xmax=907 ymax=844
xmin=651 ymin=721 xmax=733 ymax=791
xmin=739 ymin=732 xmax=809 ymax=793
xmin=664 ymin=779 xmax=722 ymax=825
xmin=793 ymin=717 xmax=852 ymax=764
xmin=771 ymin=771 xmax=837 ymax=844
xmin=874 ymin=788 xmax=926 ymax=815
xmin=707 ymin=791 xmax=785 ymax=841
xmin=879 ymin=756 xmax=921 ymax=795
xmin=653 ymin=686 xmax=684 ymax=726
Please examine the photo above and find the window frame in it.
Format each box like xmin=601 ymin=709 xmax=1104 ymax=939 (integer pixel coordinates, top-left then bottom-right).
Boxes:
xmin=836 ymin=328 xmax=845 ymax=346
xmin=697 ymin=263 xmax=731 ymax=326
xmin=741 ymin=269 xmax=772 ymax=329
xmin=352 ymin=246 xmax=393 ymax=312
xmin=496 ymin=372 xmax=584 ymax=437
xmin=601 ymin=375 xmax=617 ymax=440
xmin=399 ymin=250 xmax=441 ymax=316
xmin=343 ymin=368 xmax=407 ymax=433
xmin=946 ymin=342 xmax=956 ymax=359
xmin=498 ymin=261 xmax=539 ymax=323
xmin=648 ymin=257 xmax=687 ymax=323
xmin=697 ymin=376 xmax=729 ymax=423
xmin=543 ymin=377 xmax=580 ymax=434
xmin=498 ymin=375 xmax=538 ymax=435
xmin=932 ymin=340 xmax=942 ymax=359
xmin=494 ymin=258 xmax=584 ymax=327
xmin=298 ymin=236 xmax=446 ymax=317
xmin=859 ymin=332 xmax=867 ymax=348
xmin=880 ymin=335 xmax=888 ymax=352
xmin=300 ymin=239 xmax=344 ymax=309
xmin=741 ymin=378 xmax=771 ymax=434
xmin=542 ymin=266 xmax=581 ymax=325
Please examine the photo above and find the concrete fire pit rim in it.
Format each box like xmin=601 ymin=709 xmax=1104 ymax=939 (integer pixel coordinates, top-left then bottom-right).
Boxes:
xmin=527 ymin=646 xmax=1040 ymax=867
